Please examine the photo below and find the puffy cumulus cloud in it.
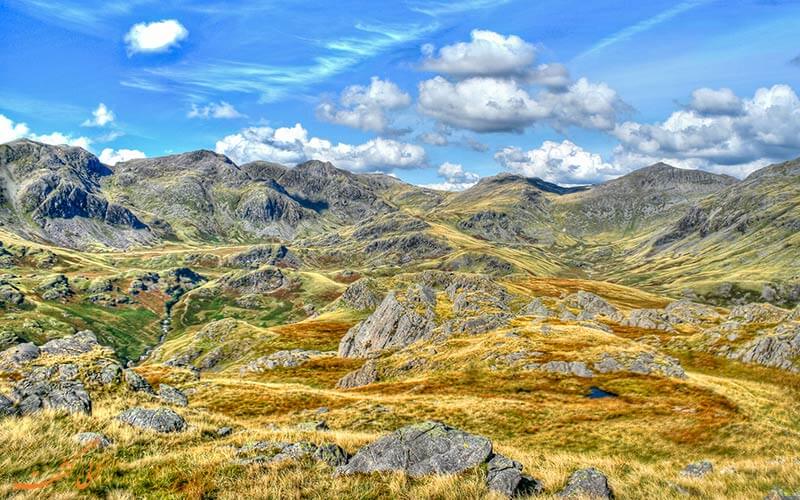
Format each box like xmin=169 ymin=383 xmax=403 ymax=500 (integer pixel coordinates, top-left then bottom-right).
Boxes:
xmin=495 ymin=140 xmax=622 ymax=185
xmin=529 ymin=63 xmax=571 ymax=90
xmin=0 ymin=114 xmax=91 ymax=149
xmin=0 ymin=114 xmax=30 ymax=143
xmin=689 ymin=88 xmax=742 ymax=116
xmin=418 ymin=76 xmax=548 ymax=132
xmin=82 ymin=103 xmax=115 ymax=127
xmin=316 ymin=77 xmax=411 ymax=132
xmin=418 ymin=76 xmax=624 ymax=133
xmin=420 ymin=30 xmax=536 ymax=79
xmin=188 ymin=101 xmax=245 ymax=119
xmin=215 ymin=123 xmax=426 ymax=172
xmin=420 ymin=162 xmax=480 ymax=191
xmin=99 ymin=148 xmax=146 ymax=165
xmin=614 ymin=84 xmax=800 ymax=173
xmin=125 ymin=19 xmax=188 ymax=55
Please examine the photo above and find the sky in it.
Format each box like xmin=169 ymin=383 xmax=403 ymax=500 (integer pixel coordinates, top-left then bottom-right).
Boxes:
xmin=1 ymin=0 xmax=799 ymax=189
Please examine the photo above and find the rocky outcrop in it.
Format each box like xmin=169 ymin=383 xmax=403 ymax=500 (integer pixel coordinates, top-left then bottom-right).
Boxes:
xmin=0 ymin=342 xmax=40 ymax=371
xmin=336 ymin=421 xmax=492 ymax=476
xmin=234 ymin=440 xmax=349 ymax=467
xmin=336 ymin=359 xmax=379 ymax=389
xmin=728 ymin=303 xmax=788 ymax=324
xmin=623 ymin=309 xmax=675 ymax=332
xmin=665 ymin=299 xmax=721 ymax=325
xmin=40 ymin=330 xmax=100 ymax=356
xmin=338 ymin=285 xmax=437 ymax=358
xmin=223 ymin=245 xmax=300 ymax=269
xmin=340 ymin=278 xmax=382 ymax=310
xmin=562 ymin=291 xmax=623 ymax=322
xmin=486 ymin=454 xmax=543 ymax=497
xmin=523 ymin=298 xmax=556 ymax=317
xmin=241 ymin=349 xmax=333 ymax=373
xmin=10 ymin=365 xmax=92 ymax=415
xmin=526 ymin=360 xmax=595 ymax=378
xmin=730 ymin=323 xmax=800 ymax=372
xmin=123 ymin=369 xmax=155 ymax=394
xmin=558 ymin=468 xmax=615 ymax=499
xmin=220 ymin=267 xmax=286 ymax=294
xmin=38 ymin=274 xmax=72 ymax=301
xmin=117 ymin=407 xmax=186 ymax=433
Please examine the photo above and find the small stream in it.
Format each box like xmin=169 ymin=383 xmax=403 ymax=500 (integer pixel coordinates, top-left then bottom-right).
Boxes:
xmin=134 ymin=301 xmax=174 ymax=366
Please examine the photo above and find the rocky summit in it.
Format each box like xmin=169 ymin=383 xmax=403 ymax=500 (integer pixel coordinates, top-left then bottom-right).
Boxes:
xmin=0 ymin=140 xmax=798 ymax=499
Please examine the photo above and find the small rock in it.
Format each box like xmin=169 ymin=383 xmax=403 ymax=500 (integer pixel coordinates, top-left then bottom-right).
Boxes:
xmin=216 ymin=426 xmax=233 ymax=437
xmin=123 ymin=369 xmax=155 ymax=394
xmin=486 ymin=454 xmax=543 ymax=498
xmin=681 ymin=460 xmax=713 ymax=478
xmin=0 ymin=394 xmax=19 ymax=417
xmin=117 ymin=407 xmax=186 ymax=433
xmin=336 ymin=359 xmax=379 ymax=389
xmin=297 ymin=420 xmax=329 ymax=431
xmin=558 ymin=468 xmax=615 ymax=499
xmin=73 ymin=432 xmax=112 ymax=450
xmin=158 ymin=384 xmax=189 ymax=407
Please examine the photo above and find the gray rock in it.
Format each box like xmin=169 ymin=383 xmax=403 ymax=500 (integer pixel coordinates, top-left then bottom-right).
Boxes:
xmin=623 ymin=309 xmax=674 ymax=331
xmin=528 ymin=360 xmax=594 ymax=378
xmin=336 ymin=421 xmax=492 ymax=477
xmin=665 ymin=299 xmax=720 ymax=325
xmin=563 ymin=291 xmax=623 ymax=322
xmin=628 ymin=352 xmax=686 ymax=378
xmin=40 ymin=330 xmax=99 ymax=356
xmin=0 ymin=342 xmax=40 ymax=370
xmin=681 ymin=460 xmax=713 ymax=477
xmin=117 ymin=407 xmax=186 ymax=433
xmin=234 ymin=440 xmax=348 ymax=467
xmin=523 ymin=298 xmax=556 ymax=317
xmin=338 ymin=286 xmax=437 ymax=358
xmin=0 ymin=282 xmax=24 ymax=306
xmin=242 ymin=349 xmax=331 ymax=373
xmin=765 ymin=488 xmax=800 ymax=500
xmin=297 ymin=420 xmax=329 ymax=431
xmin=159 ymin=384 xmax=188 ymax=407
xmin=486 ymin=454 xmax=543 ymax=498
xmin=38 ymin=274 xmax=72 ymax=301
xmin=341 ymin=278 xmax=382 ymax=310
xmin=313 ymin=443 xmax=350 ymax=466
xmin=0 ymin=393 xmax=19 ymax=417
xmin=11 ymin=371 xmax=92 ymax=415
xmin=123 ymin=369 xmax=155 ymax=394
xmin=73 ymin=432 xmax=112 ymax=449
xmin=98 ymin=362 xmax=122 ymax=385
xmin=593 ymin=354 xmax=624 ymax=374
xmin=336 ymin=359 xmax=380 ymax=389
xmin=220 ymin=267 xmax=286 ymax=294
xmin=558 ymin=468 xmax=615 ymax=499
xmin=731 ymin=324 xmax=800 ymax=372
xmin=728 ymin=303 xmax=788 ymax=324
xmin=216 ymin=426 xmax=233 ymax=437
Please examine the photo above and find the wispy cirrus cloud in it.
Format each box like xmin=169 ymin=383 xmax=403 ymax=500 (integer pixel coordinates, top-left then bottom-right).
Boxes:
xmin=575 ymin=0 xmax=713 ymax=59
xmin=125 ymin=22 xmax=435 ymax=102
xmin=406 ymin=0 xmax=514 ymax=17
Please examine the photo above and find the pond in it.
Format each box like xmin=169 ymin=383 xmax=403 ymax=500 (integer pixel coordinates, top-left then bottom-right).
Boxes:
xmin=586 ymin=386 xmax=618 ymax=399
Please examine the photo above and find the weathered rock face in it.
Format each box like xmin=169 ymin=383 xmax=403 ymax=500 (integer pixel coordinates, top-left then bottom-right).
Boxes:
xmin=40 ymin=330 xmax=99 ymax=356
xmin=558 ymin=468 xmax=615 ymax=499
xmin=336 ymin=421 xmax=493 ymax=477
xmin=563 ymin=291 xmax=623 ymax=322
xmin=730 ymin=323 xmax=800 ymax=372
xmin=523 ymin=298 xmax=556 ymax=317
xmin=38 ymin=274 xmax=72 ymax=301
xmin=728 ymin=303 xmax=788 ymax=324
xmin=526 ymin=360 xmax=595 ymax=378
xmin=117 ymin=407 xmax=186 ymax=433
xmin=0 ymin=342 xmax=40 ymax=371
xmin=0 ymin=393 xmax=19 ymax=417
xmin=158 ymin=384 xmax=189 ymax=407
xmin=336 ymin=359 xmax=379 ymax=389
xmin=338 ymin=285 xmax=437 ymax=358
xmin=623 ymin=309 xmax=675 ymax=331
xmin=665 ymin=299 xmax=721 ymax=325
xmin=0 ymin=281 xmax=24 ymax=306
xmin=220 ymin=267 xmax=286 ymax=294
xmin=10 ymin=366 xmax=92 ymax=415
xmin=340 ymin=278 xmax=382 ymax=310
xmin=224 ymin=245 xmax=300 ymax=269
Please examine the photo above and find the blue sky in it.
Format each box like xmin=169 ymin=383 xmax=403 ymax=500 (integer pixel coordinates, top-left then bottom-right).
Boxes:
xmin=1 ymin=0 xmax=799 ymax=188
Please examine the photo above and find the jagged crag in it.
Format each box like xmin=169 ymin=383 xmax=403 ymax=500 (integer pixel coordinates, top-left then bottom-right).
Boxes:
xmin=0 ymin=139 xmax=798 ymax=499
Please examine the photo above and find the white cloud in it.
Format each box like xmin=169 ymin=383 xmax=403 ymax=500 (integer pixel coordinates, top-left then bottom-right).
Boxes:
xmin=188 ymin=101 xmax=245 ymax=119
xmin=0 ymin=114 xmax=30 ymax=143
xmin=420 ymin=162 xmax=480 ymax=191
xmin=689 ymin=88 xmax=742 ymax=115
xmin=125 ymin=19 xmax=188 ymax=55
xmin=614 ymin=84 xmax=800 ymax=172
xmin=317 ymin=77 xmax=410 ymax=132
xmin=420 ymin=30 xmax=536 ymax=79
xmin=215 ymin=123 xmax=426 ymax=172
xmin=418 ymin=76 xmax=548 ymax=132
xmin=0 ymin=114 xmax=91 ymax=150
xmin=495 ymin=140 xmax=622 ymax=185
xmin=99 ymin=148 xmax=146 ymax=165
xmin=82 ymin=103 xmax=115 ymax=127
xmin=418 ymin=75 xmax=624 ymax=133
xmin=29 ymin=132 xmax=92 ymax=150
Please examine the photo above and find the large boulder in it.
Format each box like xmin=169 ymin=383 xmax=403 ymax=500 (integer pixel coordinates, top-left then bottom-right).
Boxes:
xmin=336 ymin=421 xmax=492 ymax=477
xmin=117 ymin=407 xmax=186 ymax=433
xmin=11 ymin=366 xmax=92 ymax=415
xmin=40 ymin=330 xmax=100 ymax=356
xmin=562 ymin=291 xmax=623 ymax=322
xmin=0 ymin=342 xmax=40 ymax=370
xmin=123 ymin=368 xmax=155 ymax=394
xmin=338 ymin=285 xmax=437 ymax=358
xmin=158 ymin=384 xmax=189 ymax=407
xmin=558 ymin=468 xmax=614 ymax=499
